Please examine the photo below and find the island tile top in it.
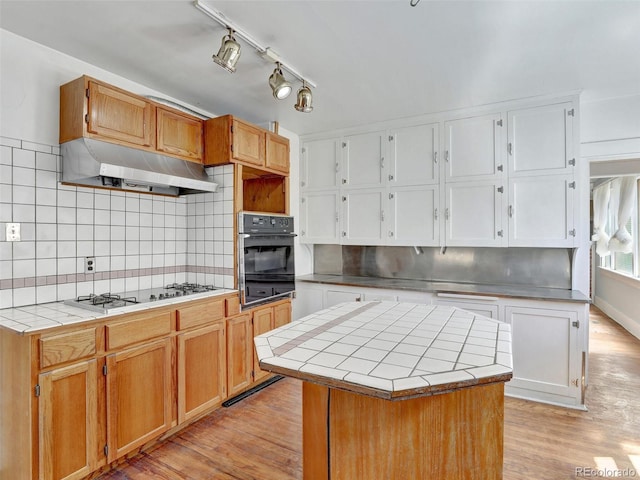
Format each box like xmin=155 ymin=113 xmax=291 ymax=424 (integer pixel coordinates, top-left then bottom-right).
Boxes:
xmin=255 ymin=301 xmax=513 ymax=400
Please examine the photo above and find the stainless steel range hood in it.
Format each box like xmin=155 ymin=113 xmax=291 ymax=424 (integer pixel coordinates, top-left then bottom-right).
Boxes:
xmin=61 ymin=138 xmax=218 ymax=196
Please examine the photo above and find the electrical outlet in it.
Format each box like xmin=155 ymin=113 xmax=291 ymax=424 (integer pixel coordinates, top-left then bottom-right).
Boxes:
xmin=5 ymin=223 xmax=21 ymax=242
xmin=85 ymin=256 xmax=96 ymax=274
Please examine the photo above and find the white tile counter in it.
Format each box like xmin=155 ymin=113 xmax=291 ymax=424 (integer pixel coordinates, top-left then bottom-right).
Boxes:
xmin=0 ymin=289 xmax=237 ymax=333
xmin=256 ymin=301 xmax=513 ymax=400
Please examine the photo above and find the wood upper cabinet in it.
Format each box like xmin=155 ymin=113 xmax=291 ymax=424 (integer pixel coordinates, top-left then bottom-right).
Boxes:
xmin=226 ymin=313 xmax=253 ymax=396
xmin=156 ymin=106 xmax=203 ymax=162
xmin=266 ymin=132 xmax=290 ymax=174
xmin=177 ymin=322 xmax=227 ymax=423
xmin=204 ymin=114 xmax=290 ymax=175
xmin=105 ymin=337 xmax=173 ymax=462
xmin=38 ymin=359 xmax=101 ymax=480
xmin=60 ymin=75 xmax=204 ymax=162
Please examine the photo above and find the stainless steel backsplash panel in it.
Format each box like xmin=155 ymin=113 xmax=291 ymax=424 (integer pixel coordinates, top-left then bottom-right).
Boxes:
xmin=313 ymin=245 xmax=572 ymax=289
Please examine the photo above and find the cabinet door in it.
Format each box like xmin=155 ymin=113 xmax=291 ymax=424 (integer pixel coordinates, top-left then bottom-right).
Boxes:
xmin=274 ymin=301 xmax=292 ymax=328
xmin=508 ymin=102 xmax=574 ymax=176
xmin=253 ymin=306 xmax=275 ymax=382
xmin=504 ymin=306 xmax=580 ymax=401
xmin=508 ymin=174 xmax=575 ymax=247
xmin=38 ymin=360 xmax=100 ymax=480
xmin=87 ymin=81 xmax=153 ymax=147
xmin=388 ymin=123 xmax=439 ymax=186
xmin=177 ymin=322 xmax=226 ymax=424
xmin=105 ymin=338 xmax=172 ymax=462
xmin=342 ymin=131 xmax=385 ymax=188
xmin=341 ymin=188 xmax=386 ymax=245
xmin=326 ymin=290 xmax=363 ymax=307
xmin=226 ymin=313 xmax=253 ymax=396
xmin=300 ymin=191 xmax=340 ymax=244
xmin=301 ymin=138 xmax=339 ymax=190
xmin=445 ymin=181 xmax=505 ymax=247
xmin=233 ymin=119 xmax=265 ymax=167
xmin=388 ymin=185 xmax=439 ymax=246
xmin=432 ymin=295 xmax=500 ymax=319
xmin=265 ymin=133 xmax=290 ymax=174
xmin=156 ymin=107 xmax=203 ymax=162
xmin=444 ymin=113 xmax=503 ymax=182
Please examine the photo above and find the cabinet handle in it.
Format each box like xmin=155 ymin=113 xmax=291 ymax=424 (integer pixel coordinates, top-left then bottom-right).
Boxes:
xmin=342 ymin=196 xmax=347 ymax=202
xmin=381 ymin=210 xmax=385 ymax=221
xmin=497 ymin=186 xmax=504 ymax=193
xmin=445 ymin=208 xmax=450 ymax=220
xmin=497 ymin=230 xmax=504 ymax=237
xmin=497 ymin=164 xmax=503 ymax=172
xmin=508 ymin=143 xmax=513 ymax=155
xmin=342 ymin=178 xmax=347 ymax=184
xmin=433 ymin=151 xmax=438 ymax=164
xmin=388 ymin=174 xmax=394 ymax=181
xmin=389 ymin=193 xmax=394 ymax=200
xmin=569 ymin=229 xmax=576 ymax=237
xmin=342 ymin=231 xmax=347 ymax=237
xmin=445 ymin=150 xmax=450 ymax=162
xmin=335 ymin=162 xmax=340 ymax=172
xmin=380 ymin=157 xmax=385 ymax=168
xmin=434 ymin=208 xmax=438 ymax=220
xmin=509 ymin=205 xmax=514 ymax=218
xmin=335 ymin=212 xmax=339 ymax=222
xmin=389 ymin=231 xmax=394 ymax=237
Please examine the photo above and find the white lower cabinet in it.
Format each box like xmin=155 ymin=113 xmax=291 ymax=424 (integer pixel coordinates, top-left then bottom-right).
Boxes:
xmin=503 ymin=304 xmax=585 ymax=408
xmin=295 ymin=281 xmax=588 ymax=409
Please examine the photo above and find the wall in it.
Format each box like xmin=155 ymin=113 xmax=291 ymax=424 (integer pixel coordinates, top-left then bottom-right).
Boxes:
xmin=0 ymin=30 xmax=240 ymax=308
xmin=582 ymin=94 xmax=640 ymax=339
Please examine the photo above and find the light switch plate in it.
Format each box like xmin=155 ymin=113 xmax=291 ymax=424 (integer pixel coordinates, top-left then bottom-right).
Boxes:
xmin=5 ymin=223 xmax=21 ymax=242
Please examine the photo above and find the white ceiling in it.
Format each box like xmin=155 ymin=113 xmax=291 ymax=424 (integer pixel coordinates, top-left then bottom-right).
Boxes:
xmin=1 ymin=0 xmax=639 ymax=136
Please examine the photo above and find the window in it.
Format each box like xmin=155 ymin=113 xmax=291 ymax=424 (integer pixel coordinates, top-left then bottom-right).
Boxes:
xmin=596 ymin=177 xmax=639 ymax=277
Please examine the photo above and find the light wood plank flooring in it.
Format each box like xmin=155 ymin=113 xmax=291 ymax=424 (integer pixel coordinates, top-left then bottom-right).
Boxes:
xmin=97 ymin=307 xmax=639 ymax=480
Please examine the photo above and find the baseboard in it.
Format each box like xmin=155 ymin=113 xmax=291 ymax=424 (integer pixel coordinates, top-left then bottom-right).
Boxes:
xmin=594 ymin=296 xmax=640 ymax=341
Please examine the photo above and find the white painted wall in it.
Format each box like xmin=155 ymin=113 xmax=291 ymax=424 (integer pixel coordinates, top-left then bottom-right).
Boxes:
xmin=581 ymin=94 xmax=640 ymax=339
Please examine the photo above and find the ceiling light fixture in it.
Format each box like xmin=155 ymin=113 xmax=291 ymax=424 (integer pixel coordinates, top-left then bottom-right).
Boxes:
xmin=212 ymin=27 xmax=241 ymax=73
xmin=294 ymin=81 xmax=313 ymax=113
xmin=194 ymin=0 xmax=317 ymax=112
xmin=269 ymin=63 xmax=292 ymax=100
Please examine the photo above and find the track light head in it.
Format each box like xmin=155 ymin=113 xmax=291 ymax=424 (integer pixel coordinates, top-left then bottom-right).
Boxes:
xmin=212 ymin=28 xmax=241 ymax=73
xmin=294 ymin=82 xmax=313 ymax=113
xmin=269 ymin=63 xmax=292 ymax=100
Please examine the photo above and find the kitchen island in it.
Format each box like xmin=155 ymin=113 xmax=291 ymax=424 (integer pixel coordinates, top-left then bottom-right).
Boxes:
xmin=255 ymin=301 xmax=513 ymax=480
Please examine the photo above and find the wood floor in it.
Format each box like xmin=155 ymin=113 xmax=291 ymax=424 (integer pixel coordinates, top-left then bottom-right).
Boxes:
xmin=97 ymin=307 xmax=640 ymax=480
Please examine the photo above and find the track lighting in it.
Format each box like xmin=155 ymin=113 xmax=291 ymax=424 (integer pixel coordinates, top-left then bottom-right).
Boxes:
xmin=194 ymin=0 xmax=317 ymax=112
xmin=212 ymin=27 xmax=241 ymax=73
xmin=294 ymin=82 xmax=313 ymax=113
xmin=269 ymin=63 xmax=292 ymax=100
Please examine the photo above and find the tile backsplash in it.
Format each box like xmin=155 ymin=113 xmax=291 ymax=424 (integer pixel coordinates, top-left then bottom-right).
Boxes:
xmin=0 ymin=136 xmax=235 ymax=308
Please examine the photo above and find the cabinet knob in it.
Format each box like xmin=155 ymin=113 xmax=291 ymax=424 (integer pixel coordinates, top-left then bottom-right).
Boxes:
xmin=342 ymin=178 xmax=347 ymax=184
xmin=388 ymin=174 xmax=394 ymax=181
xmin=509 ymin=205 xmax=514 ymax=218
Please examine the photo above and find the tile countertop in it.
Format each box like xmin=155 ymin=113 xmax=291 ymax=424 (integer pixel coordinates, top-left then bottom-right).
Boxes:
xmin=256 ymin=301 xmax=513 ymax=400
xmin=296 ymin=274 xmax=591 ymax=303
xmin=0 ymin=289 xmax=237 ymax=334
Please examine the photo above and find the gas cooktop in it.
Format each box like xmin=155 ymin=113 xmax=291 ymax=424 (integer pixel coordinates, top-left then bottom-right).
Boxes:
xmin=64 ymin=283 xmax=221 ymax=313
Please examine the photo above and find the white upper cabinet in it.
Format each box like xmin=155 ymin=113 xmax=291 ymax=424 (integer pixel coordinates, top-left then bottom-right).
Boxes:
xmin=388 ymin=185 xmax=439 ymax=246
xmin=445 ymin=180 xmax=505 ymax=247
xmin=507 ymin=102 xmax=575 ymax=176
xmin=341 ymin=188 xmax=385 ymax=245
xmin=300 ymin=138 xmax=340 ymax=190
xmin=388 ymin=123 xmax=439 ymax=186
xmin=341 ymin=131 xmax=385 ymax=188
xmin=299 ymin=191 xmax=340 ymax=244
xmin=508 ymin=174 xmax=575 ymax=247
xmin=444 ymin=113 xmax=504 ymax=182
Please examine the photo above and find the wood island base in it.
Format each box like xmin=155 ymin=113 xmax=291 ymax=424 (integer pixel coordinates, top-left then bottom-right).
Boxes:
xmin=302 ymin=381 xmax=505 ymax=480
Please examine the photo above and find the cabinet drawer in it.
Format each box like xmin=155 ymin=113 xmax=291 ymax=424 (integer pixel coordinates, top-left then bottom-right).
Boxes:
xmin=176 ymin=299 xmax=224 ymax=331
xmin=226 ymin=296 xmax=240 ymax=317
xmin=106 ymin=312 xmax=172 ymax=350
xmin=40 ymin=328 xmax=98 ymax=369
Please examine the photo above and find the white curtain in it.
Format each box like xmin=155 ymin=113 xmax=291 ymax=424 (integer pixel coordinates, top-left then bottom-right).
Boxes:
xmin=591 ymin=183 xmax=611 ymax=256
xmin=609 ymin=176 xmax=636 ymax=254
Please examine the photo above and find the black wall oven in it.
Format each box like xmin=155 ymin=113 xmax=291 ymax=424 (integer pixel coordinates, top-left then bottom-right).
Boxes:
xmin=238 ymin=212 xmax=296 ymax=307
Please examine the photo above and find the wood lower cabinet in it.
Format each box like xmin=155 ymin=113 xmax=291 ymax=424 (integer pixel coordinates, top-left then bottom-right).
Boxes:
xmin=177 ymin=322 xmax=227 ymax=423
xmin=38 ymin=359 xmax=101 ymax=480
xmin=105 ymin=337 xmax=173 ymax=462
xmin=252 ymin=306 xmax=275 ymax=382
xmin=226 ymin=313 xmax=253 ymax=396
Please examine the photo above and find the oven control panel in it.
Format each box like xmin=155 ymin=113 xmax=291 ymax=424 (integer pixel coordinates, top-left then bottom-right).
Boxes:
xmin=241 ymin=212 xmax=294 ymax=234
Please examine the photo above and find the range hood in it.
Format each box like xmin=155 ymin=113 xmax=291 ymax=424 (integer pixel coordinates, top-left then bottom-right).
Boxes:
xmin=61 ymin=138 xmax=218 ymax=196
